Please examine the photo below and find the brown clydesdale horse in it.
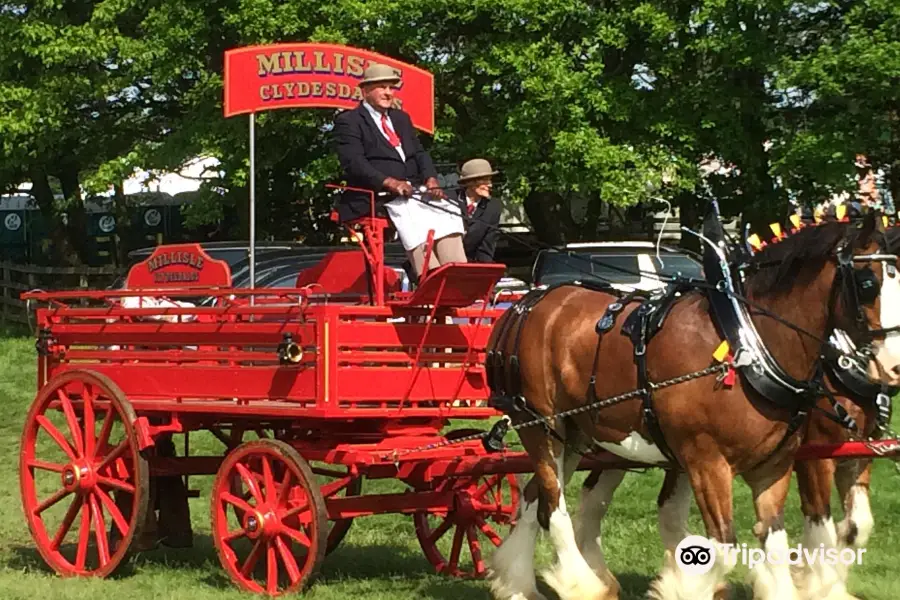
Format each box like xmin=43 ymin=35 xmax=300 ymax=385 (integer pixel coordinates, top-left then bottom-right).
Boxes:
xmin=575 ymin=344 xmax=895 ymax=600
xmin=484 ymin=212 xmax=900 ymax=600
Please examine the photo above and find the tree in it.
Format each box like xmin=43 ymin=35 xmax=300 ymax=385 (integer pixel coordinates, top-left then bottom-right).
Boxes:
xmin=773 ymin=0 xmax=900 ymax=208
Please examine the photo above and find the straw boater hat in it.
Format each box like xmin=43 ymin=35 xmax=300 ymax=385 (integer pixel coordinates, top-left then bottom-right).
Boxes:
xmin=458 ymin=158 xmax=499 ymax=183
xmin=360 ymin=64 xmax=401 ymax=86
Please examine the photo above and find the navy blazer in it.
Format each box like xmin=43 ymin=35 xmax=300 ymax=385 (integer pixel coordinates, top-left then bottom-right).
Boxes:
xmin=332 ymin=103 xmax=438 ymax=222
xmin=460 ymin=193 xmax=502 ymax=263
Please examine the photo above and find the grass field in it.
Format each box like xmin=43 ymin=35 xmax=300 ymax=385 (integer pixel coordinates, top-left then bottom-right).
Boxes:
xmin=1 ymin=325 xmax=899 ymax=600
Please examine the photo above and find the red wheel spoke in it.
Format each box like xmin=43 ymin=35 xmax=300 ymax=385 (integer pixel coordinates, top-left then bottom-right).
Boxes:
xmin=281 ymin=525 xmax=311 ymax=547
xmin=275 ymin=535 xmax=301 ymax=585
xmin=94 ymin=409 xmax=115 ymax=460
xmin=235 ymin=463 xmax=263 ymax=505
xmin=223 ymin=529 xmax=245 ymax=544
xmin=262 ymin=456 xmax=276 ymax=501
xmin=277 ymin=472 xmax=295 ymax=505
xmin=34 ymin=488 xmax=71 ymax=516
xmin=27 ymin=459 xmax=65 ymax=473
xmin=82 ymin=384 xmax=96 ymax=459
xmin=221 ymin=492 xmax=254 ymax=515
xmin=51 ymin=496 xmax=83 ymax=550
xmin=266 ymin=543 xmax=278 ymax=595
xmin=429 ymin=517 xmax=454 ymax=546
xmin=95 ymin=487 xmax=128 ymax=535
xmin=476 ymin=516 xmax=503 ymax=546
xmin=472 ymin=475 xmax=503 ymax=502
xmin=90 ymin=494 xmax=110 ymax=567
xmin=36 ymin=415 xmax=77 ymax=461
xmin=75 ymin=501 xmax=90 ymax=570
xmin=281 ymin=501 xmax=310 ymax=522
xmin=97 ymin=476 xmax=135 ymax=494
xmin=467 ymin=526 xmax=485 ymax=575
xmin=448 ymin=526 xmax=464 ymax=573
xmin=58 ymin=390 xmax=84 ymax=458
xmin=240 ymin=538 xmax=265 ymax=577
xmin=96 ymin=441 xmax=128 ymax=473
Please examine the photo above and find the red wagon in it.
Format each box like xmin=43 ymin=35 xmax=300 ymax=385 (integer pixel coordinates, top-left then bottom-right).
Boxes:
xmin=15 ymin=199 xmax=625 ymax=594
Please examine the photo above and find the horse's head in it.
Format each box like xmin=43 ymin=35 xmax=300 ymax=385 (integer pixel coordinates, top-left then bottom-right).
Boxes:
xmin=828 ymin=212 xmax=900 ymax=385
xmin=745 ymin=211 xmax=900 ymax=386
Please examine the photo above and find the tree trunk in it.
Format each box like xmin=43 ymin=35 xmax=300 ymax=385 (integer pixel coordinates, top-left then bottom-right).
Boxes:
xmin=58 ymin=166 xmax=89 ymax=265
xmin=27 ymin=166 xmax=75 ymax=265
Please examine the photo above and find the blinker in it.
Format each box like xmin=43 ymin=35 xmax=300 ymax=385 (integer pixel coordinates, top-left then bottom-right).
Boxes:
xmin=854 ymin=268 xmax=880 ymax=305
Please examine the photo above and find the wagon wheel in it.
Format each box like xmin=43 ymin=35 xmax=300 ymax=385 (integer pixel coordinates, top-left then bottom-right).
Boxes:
xmin=211 ymin=439 xmax=328 ymax=596
xmin=413 ymin=472 xmax=520 ymax=578
xmin=225 ymin=436 xmax=363 ymax=556
xmin=19 ymin=370 xmax=149 ymax=577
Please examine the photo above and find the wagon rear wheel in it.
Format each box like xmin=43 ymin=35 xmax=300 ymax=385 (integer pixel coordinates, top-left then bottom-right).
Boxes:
xmin=19 ymin=370 xmax=149 ymax=577
xmin=211 ymin=439 xmax=327 ymax=596
xmin=413 ymin=472 xmax=519 ymax=578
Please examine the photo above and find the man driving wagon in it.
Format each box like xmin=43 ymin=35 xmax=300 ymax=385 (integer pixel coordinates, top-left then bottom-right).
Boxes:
xmin=331 ymin=64 xmax=470 ymax=279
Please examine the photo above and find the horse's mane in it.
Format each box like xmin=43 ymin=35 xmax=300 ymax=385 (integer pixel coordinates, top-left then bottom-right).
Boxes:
xmin=744 ymin=221 xmax=853 ymax=297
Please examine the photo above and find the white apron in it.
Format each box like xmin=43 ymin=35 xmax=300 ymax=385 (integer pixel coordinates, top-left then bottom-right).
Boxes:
xmin=384 ymin=193 xmax=466 ymax=251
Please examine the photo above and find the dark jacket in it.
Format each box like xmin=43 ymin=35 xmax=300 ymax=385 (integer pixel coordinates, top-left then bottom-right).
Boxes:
xmin=332 ymin=103 xmax=438 ymax=222
xmin=460 ymin=193 xmax=502 ymax=263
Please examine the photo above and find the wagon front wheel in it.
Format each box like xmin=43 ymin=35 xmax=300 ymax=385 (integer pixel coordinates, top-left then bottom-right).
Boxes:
xmin=19 ymin=370 xmax=149 ymax=577
xmin=211 ymin=439 xmax=328 ymax=596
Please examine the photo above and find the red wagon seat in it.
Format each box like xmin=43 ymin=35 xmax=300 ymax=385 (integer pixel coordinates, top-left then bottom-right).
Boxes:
xmin=294 ymin=249 xmax=401 ymax=299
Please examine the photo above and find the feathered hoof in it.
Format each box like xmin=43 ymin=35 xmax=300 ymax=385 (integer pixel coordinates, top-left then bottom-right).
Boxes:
xmin=541 ymin=563 xmax=618 ymax=600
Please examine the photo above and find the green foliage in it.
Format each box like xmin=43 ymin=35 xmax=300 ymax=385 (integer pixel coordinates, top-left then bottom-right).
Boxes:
xmin=1 ymin=0 xmax=898 ymax=251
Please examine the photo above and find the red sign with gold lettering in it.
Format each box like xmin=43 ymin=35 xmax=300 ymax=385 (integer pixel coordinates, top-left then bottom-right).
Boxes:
xmin=125 ymin=244 xmax=232 ymax=289
xmin=223 ymin=43 xmax=435 ymax=134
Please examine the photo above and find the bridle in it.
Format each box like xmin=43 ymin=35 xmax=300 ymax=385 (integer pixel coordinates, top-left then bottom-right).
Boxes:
xmin=834 ymin=232 xmax=900 ymax=344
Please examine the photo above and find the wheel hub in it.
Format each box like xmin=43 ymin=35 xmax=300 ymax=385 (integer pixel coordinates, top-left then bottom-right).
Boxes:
xmin=243 ymin=507 xmax=279 ymax=540
xmin=61 ymin=462 xmax=95 ymax=493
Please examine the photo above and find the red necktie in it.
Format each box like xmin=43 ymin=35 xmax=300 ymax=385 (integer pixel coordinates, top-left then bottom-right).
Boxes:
xmin=381 ymin=113 xmax=401 ymax=148
xmin=467 ymin=202 xmax=476 ymax=216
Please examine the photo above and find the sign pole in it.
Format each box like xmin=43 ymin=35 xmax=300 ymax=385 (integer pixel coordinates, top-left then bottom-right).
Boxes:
xmin=249 ymin=111 xmax=256 ymax=296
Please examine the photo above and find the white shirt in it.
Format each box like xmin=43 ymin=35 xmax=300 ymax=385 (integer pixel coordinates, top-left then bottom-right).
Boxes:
xmin=363 ymin=101 xmax=406 ymax=162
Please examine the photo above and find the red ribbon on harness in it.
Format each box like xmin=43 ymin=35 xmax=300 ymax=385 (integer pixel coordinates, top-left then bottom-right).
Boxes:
xmin=721 ymin=352 xmax=736 ymax=388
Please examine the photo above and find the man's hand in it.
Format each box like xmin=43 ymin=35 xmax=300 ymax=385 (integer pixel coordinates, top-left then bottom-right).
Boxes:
xmin=424 ymin=177 xmax=448 ymax=200
xmin=383 ymin=176 xmax=413 ymax=197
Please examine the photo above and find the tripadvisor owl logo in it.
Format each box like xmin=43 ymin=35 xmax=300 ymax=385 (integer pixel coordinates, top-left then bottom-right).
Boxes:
xmin=675 ymin=535 xmax=716 ymax=575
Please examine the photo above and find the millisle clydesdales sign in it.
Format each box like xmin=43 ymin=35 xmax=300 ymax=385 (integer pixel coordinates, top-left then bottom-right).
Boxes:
xmin=125 ymin=243 xmax=232 ymax=288
xmin=223 ymin=43 xmax=435 ymax=134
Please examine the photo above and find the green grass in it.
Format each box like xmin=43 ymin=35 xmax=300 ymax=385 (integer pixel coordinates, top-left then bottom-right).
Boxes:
xmin=1 ymin=327 xmax=899 ymax=599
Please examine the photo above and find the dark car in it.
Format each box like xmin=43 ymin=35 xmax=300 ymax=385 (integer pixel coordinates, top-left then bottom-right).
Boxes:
xmin=531 ymin=241 xmax=704 ymax=292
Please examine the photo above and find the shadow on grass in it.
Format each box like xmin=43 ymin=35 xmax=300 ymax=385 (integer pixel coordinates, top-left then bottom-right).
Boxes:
xmin=411 ymin=571 xmax=659 ymax=600
xmin=319 ymin=541 xmax=437 ymax=580
xmin=3 ymin=535 xmax=447 ymax=591
xmin=3 ymin=534 xmax=224 ymax=580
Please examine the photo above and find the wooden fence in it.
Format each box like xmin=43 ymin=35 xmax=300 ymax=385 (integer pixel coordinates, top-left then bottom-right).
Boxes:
xmin=0 ymin=261 xmax=125 ymax=329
